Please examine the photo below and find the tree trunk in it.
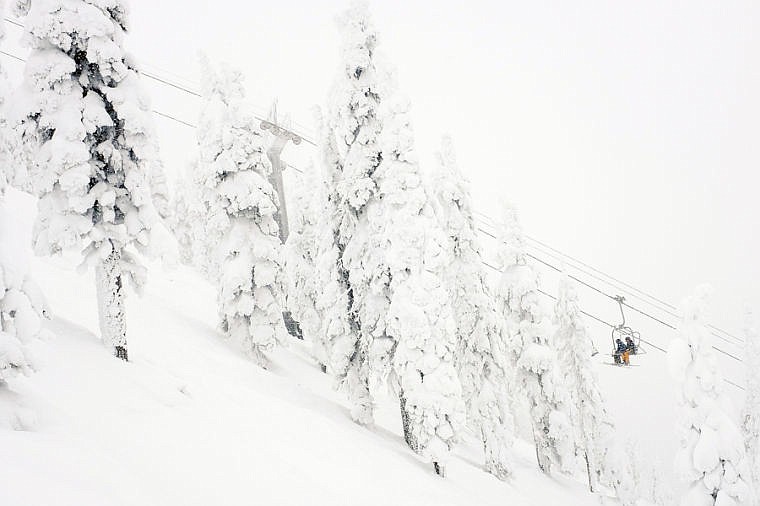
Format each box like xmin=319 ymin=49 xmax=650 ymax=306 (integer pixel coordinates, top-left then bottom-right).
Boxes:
xmin=532 ymin=425 xmax=551 ymax=474
xmin=96 ymin=246 xmax=127 ymax=361
xmin=585 ymin=451 xmax=595 ymax=492
xmin=399 ymin=390 xmax=417 ymax=452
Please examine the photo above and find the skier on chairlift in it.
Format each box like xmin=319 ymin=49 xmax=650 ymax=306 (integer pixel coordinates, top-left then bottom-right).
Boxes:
xmin=613 ymin=338 xmax=628 ymax=365
xmin=625 ymin=336 xmax=636 ymax=356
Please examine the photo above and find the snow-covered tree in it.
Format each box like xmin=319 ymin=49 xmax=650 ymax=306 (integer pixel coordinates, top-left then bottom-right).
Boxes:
xmin=432 ymin=135 xmax=513 ymax=480
xmin=0 ymin=4 xmax=48 ymax=382
xmin=9 ymin=0 xmax=163 ymax=361
xmin=283 ymin=164 xmax=322 ymax=344
xmin=0 ymin=258 xmax=51 ymax=383
xmin=312 ymin=106 xmax=349 ymax=374
xmin=742 ymin=308 xmax=760 ymax=504
xmin=170 ymin=162 xmax=208 ymax=271
xmin=494 ymin=203 xmax=573 ymax=475
xmin=194 ymin=58 xmax=285 ymax=367
xmin=554 ymin=274 xmax=607 ymax=489
xmin=668 ymin=285 xmax=755 ymax=505
xmin=378 ymin=97 xmax=465 ymax=477
xmin=315 ymin=1 xmax=385 ymax=425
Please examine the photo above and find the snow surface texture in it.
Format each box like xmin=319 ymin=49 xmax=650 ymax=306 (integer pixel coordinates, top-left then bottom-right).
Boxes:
xmin=668 ymin=285 xmax=755 ymax=505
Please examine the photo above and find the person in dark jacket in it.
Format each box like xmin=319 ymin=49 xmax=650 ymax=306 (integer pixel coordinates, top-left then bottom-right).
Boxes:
xmin=614 ymin=338 xmax=626 ymax=365
xmin=625 ymin=336 xmax=636 ymax=355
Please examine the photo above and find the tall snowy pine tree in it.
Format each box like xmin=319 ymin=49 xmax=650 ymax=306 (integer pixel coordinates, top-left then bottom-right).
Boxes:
xmin=379 ymin=97 xmax=465 ymax=477
xmin=554 ymin=274 xmax=628 ymax=493
xmin=669 ymin=285 xmax=755 ymax=505
xmin=10 ymin=0 xmax=162 ymax=361
xmin=494 ymin=203 xmax=573 ymax=475
xmin=432 ymin=135 xmax=513 ymax=480
xmin=194 ymin=59 xmax=285 ymax=367
xmin=315 ymin=1 xmax=384 ymax=424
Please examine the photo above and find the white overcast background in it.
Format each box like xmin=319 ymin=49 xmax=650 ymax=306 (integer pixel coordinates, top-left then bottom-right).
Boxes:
xmin=3 ymin=0 xmax=758 ymax=334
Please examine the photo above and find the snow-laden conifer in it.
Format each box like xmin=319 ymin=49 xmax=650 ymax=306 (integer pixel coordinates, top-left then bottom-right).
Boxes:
xmin=316 ymin=1 xmax=384 ymax=424
xmin=0 ymin=260 xmax=51 ymax=383
xmin=378 ymin=97 xmax=465 ymax=477
xmin=742 ymin=308 xmax=760 ymax=504
xmin=10 ymin=0 xmax=162 ymax=361
xmin=195 ymin=58 xmax=284 ymax=367
xmin=170 ymin=163 xmax=208 ymax=271
xmin=668 ymin=285 xmax=755 ymax=505
xmin=283 ymin=163 xmax=322 ymax=344
xmin=494 ymin=203 xmax=573 ymax=475
xmin=554 ymin=274 xmax=612 ymax=490
xmin=432 ymin=135 xmax=513 ymax=480
xmin=312 ymin=106 xmax=349 ymax=374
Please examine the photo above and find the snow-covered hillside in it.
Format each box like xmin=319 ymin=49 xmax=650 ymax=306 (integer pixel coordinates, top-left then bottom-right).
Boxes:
xmin=1 ymin=197 xmax=623 ymax=506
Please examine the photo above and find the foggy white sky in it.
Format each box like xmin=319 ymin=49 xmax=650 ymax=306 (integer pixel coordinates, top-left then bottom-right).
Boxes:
xmin=3 ymin=1 xmax=758 ymax=337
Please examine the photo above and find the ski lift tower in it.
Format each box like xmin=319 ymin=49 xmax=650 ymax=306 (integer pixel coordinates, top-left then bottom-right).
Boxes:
xmin=260 ymin=101 xmax=302 ymax=243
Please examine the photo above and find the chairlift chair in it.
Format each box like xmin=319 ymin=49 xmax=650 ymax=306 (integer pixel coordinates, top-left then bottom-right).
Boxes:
xmin=610 ymin=295 xmax=645 ymax=361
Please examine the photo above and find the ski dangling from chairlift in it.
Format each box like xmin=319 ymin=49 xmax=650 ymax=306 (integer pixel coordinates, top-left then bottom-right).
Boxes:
xmin=607 ymin=295 xmax=645 ymax=367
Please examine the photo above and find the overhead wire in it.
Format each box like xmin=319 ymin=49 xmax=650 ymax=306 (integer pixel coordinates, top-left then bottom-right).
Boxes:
xmin=475 ymin=215 xmax=744 ymax=346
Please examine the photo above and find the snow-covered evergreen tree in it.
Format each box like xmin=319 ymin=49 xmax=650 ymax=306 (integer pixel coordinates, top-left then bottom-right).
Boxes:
xmin=554 ymin=274 xmax=607 ymax=489
xmin=668 ymin=285 xmax=755 ymax=505
xmin=170 ymin=162 xmax=208 ymax=271
xmin=379 ymin=97 xmax=465 ymax=477
xmin=742 ymin=308 xmax=760 ymax=504
xmin=0 ymin=3 xmax=48 ymax=383
xmin=312 ymin=106 xmax=349 ymax=374
xmin=0 ymin=259 xmax=51 ymax=383
xmin=283 ymin=164 xmax=322 ymax=345
xmin=432 ymin=135 xmax=513 ymax=480
xmin=194 ymin=58 xmax=285 ymax=367
xmin=494 ymin=203 xmax=573 ymax=475
xmin=9 ymin=0 xmax=162 ymax=361
xmin=315 ymin=1 xmax=385 ymax=424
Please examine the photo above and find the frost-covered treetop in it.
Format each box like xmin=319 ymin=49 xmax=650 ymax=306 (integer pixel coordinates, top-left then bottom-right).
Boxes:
xmin=496 ymin=203 xmax=528 ymax=268
xmin=337 ymin=0 xmax=377 ymax=84
xmin=432 ymin=135 xmax=477 ymax=256
xmin=329 ymin=0 xmax=385 ymax=226
xmin=199 ymin=56 xmax=245 ymax=107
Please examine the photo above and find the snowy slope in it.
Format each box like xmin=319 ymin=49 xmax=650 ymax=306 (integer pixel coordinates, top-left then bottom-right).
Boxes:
xmin=0 ymin=254 xmax=627 ymax=506
xmin=0 ymin=186 xmax=636 ymax=505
